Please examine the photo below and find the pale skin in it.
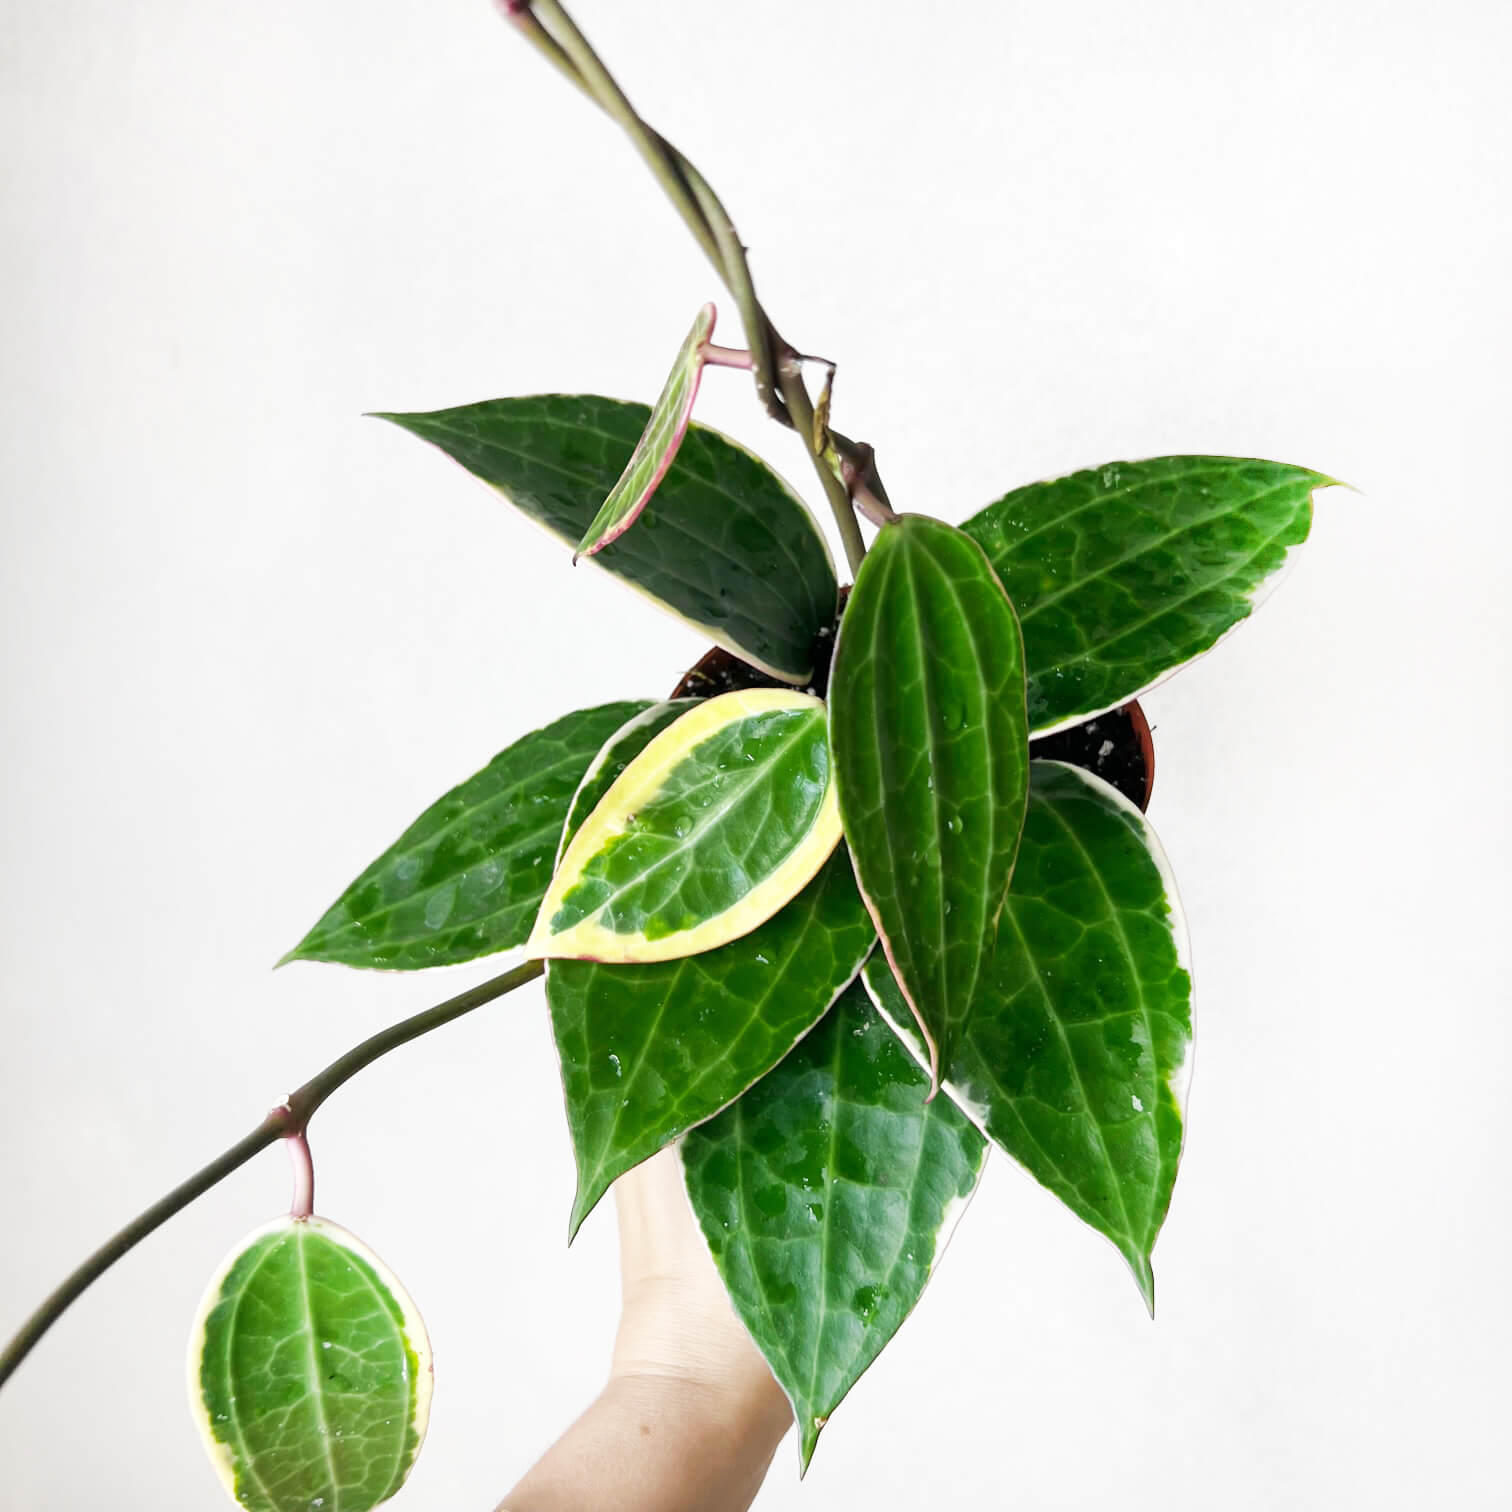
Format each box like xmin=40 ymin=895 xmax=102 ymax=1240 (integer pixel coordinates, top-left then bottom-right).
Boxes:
xmin=498 ymin=1146 xmax=793 ymax=1511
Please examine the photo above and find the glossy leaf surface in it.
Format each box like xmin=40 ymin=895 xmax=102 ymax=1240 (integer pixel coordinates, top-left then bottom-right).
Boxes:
xmin=188 ymin=1217 xmax=432 ymax=1512
xmin=378 ymin=395 xmax=837 ymax=683
xmin=550 ymin=848 xmax=875 ymax=1237
xmin=284 ymin=701 xmax=649 ymax=970
xmin=682 ymin=981 xmax=986 ymax=1471
xmin=960 ymin=455 xmax=1332 ymax=734
xmin=530 ymin=690 xmax=842 ymax=964
xmin=864 ymin=760 xmax=1192 ymax=1309
xmin=549 ymin=706 xmax=874 ymax=1236
xmin=828 ymin=514 xmax=1029 ymax=1088
xmin=574 ymin=304 xmax=714 ymax=559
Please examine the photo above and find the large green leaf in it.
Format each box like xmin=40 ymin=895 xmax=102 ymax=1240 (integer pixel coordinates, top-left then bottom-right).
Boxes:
xmin=377 ymin=396 xmax=837 ymax=684
xmin=188 ymin=1217 xmax=432 ymax=1512
xmin=548 ymin=702 xmax=872 ymax=1236
xmin=574 ymin=305 xmax=713 ymax=560
xmin=960 ymin=455 xmax=1334 ymax=734
xmin=828 ymin=514 xmax=1029 ymax=1090
xmin=864 ymin=760 xmax=1192 ymax=1310
xmin=283 ymin=701 xmax=649 ymax=970
xmin=529 ymin=690 xmax=842 ymax=964
xmin=550 ymin=847 xmax=875 ymax=1238
xmin=681 ymin=981 xmax=986 ymax=1472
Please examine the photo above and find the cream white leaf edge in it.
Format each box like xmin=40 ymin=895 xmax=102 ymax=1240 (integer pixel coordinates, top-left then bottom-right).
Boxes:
xmin=863 ymin=759 xmax=1195 ymax=1127
xmin=670 ymin=1078 xmax=990 ymax=1475
xmin=456 ymin=419 xmax=836 ymax=686
xmin=1025 ymin=491 xmax=1341 ymax=739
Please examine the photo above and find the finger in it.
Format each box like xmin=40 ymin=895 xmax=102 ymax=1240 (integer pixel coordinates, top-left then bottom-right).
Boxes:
xmin=612 ymin=1146 xmax=705 ymax=1285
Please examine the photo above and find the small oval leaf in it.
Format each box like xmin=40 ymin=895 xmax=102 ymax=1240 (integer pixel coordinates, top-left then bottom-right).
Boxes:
xmin=960 ymin=455 xmax=1335 ymax=734
xmin=283 ymin=701 xmax=650 ymax=971
xmin=828 ymin=514 xmax=1030 ymax=1090
xmin=530 ymin=689 xmax=843 ymax=963
xmin=681 ymin=981 xmax=987 ymax=1472
xmin=574 ymin=304 xmax=715 ymax=559
xmin=863 ymin=759 xmax=1193 ymax=1311
xmin=376 ymin=396 xmax=837 ymax=684
xmin=188 ymin=1216 xmax=433 ymax=1512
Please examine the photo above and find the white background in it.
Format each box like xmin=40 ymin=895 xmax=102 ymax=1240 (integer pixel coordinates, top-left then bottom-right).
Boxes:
xmin=2 ymin=1 xmax=1509 ymax=1507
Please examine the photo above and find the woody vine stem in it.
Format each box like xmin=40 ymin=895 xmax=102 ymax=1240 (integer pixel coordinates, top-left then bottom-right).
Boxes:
xmin=506 ymin=0 xmax=898 ymax=566
xmin=0 ymin=0 xmax=888 ymax=1392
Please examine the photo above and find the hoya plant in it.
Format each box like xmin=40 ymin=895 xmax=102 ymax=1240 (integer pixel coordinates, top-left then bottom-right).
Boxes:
xmin=0 ymin=2 xmax=1337 ymax=1505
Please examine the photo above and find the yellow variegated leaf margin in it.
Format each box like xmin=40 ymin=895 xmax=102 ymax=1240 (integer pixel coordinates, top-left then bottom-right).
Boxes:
xmin=528 ymin=688 xmax=843 ymax=964
xmin=553 ymin=699 xmax=698 ymax=867
xmin=187 ymin=1216 xmax=433 ymax=1512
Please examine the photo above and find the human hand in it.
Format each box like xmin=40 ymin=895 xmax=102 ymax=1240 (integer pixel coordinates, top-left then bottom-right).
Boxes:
xmin=499 ymin=1145 xmax=791 ymax=1511
xmin=611 ymin=1144 xmax=791 ymax=1423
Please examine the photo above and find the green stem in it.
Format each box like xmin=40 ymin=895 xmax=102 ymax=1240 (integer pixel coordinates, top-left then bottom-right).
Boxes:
xmin=776 ymin=362 xmax=870 ymax=573
xmin=676 ymin=155 xmax=786 ymax=426
xmin=515 ymin=0 xmax=871 ymax=575
xmin=527 ymin=0 xmax=723 ymax=274
xmin=0 ymin=957 xmax=543 ymax=1392
xmin=512 ymin=4 xmax=784 ymax=413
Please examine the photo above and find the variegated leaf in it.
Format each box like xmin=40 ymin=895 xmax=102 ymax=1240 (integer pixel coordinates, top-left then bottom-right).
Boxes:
xmin=529 ymin=689 xmax=842 ymax=964
xmin=574 ymin=304 xmax=715 ymax=559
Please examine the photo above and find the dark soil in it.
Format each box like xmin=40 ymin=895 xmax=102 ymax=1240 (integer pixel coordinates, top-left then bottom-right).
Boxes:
xmin=1028 ymin=703 xmax=1154 ymax=812
xmin=670 ymin=642 xmax=799 ymax=700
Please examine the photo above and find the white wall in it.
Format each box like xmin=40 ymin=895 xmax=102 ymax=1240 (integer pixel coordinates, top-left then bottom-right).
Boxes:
xmin=2 ymin=1 xmax=1508 ymax=1506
